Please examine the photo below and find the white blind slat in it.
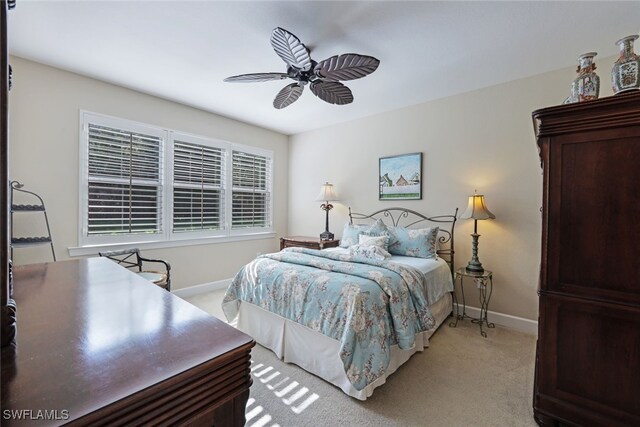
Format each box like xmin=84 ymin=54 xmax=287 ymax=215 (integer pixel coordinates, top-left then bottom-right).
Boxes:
xmin=88 ymin=123 xmax=161 ymax=181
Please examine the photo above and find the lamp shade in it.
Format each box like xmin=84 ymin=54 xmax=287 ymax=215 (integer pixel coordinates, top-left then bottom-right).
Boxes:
xmin=459 ymin=192 xmax=495 ymax=220
xmin=316 ymin=182 xmax=338 ymax=202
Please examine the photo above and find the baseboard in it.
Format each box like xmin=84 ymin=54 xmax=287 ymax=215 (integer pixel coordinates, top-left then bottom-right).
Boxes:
xmin=454 ymin=303 xmax=538 ymax=336
xmin=172 ymin=279 xmax=231 ymax=298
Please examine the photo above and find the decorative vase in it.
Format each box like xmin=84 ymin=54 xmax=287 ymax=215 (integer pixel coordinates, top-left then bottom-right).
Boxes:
xmin=611 ymin=34 xmax=640 ymax=94
xmin=569 ymin=52 xmax=600 ymax=102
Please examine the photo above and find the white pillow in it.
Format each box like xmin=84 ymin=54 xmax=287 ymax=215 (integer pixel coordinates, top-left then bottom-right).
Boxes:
xmin=349 ymin=244 xmax=391 ymax=260
xmin=358 ymin=234 xmax=388 ymax=249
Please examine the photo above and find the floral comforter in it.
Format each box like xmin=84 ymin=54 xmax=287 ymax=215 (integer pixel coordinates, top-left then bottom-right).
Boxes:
xmin=222 ymin=247 xmax=435 ymax=391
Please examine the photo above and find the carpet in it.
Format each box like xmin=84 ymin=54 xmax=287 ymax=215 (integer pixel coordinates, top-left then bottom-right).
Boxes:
xmin=184 ymin=291 xmax=538 ymax=427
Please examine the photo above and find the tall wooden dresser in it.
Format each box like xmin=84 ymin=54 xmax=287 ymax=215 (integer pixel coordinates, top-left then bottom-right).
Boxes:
xmin=532 ymin=91 xmax=640 ymax=426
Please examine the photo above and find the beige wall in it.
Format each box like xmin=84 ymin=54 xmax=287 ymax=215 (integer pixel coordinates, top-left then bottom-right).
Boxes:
xmin=289 ymin=57 xmax=617 ymax=321
xmin=9 ymin=56 xmax=289 ymax=290
xmin=10 ymin=53 xmax=618 ymax=314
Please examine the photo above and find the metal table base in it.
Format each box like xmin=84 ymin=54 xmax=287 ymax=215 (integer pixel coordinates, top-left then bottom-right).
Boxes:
xmin=449 ymin=268 xmax=494 ymax=337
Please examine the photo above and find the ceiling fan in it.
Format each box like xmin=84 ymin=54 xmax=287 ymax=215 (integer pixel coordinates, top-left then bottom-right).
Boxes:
xmin=224 ymin=27 xmax=380 ymax=109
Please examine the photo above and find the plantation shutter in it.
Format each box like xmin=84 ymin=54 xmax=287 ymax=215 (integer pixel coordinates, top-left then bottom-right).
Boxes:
xmin=231 ymin=150 xmax=272 ymax=229
xmin=87 ymin=124 xmax=162 ymax=236
xmin=173 ymin=140 xmax=225 ymax=232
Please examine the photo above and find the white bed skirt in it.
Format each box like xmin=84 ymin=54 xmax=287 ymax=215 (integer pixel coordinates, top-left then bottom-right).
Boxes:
xmin=229 ymin=293 xmax=452 ymax=400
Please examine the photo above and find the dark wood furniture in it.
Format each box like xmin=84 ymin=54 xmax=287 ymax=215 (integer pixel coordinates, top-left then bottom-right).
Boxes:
xmin=532 ymin=91 xmax=640 ymax=427
xmin=1 ymin=258 xmax=255 ymax=426
xmin=1 ymin=0 xmax=16 ymax=348
xmin=280 ymin=236 xmax=339 ymax=250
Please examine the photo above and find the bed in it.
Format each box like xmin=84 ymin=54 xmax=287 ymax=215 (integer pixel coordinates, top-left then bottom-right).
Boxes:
xmin=222 ymin=207 xmax=457 ymax=400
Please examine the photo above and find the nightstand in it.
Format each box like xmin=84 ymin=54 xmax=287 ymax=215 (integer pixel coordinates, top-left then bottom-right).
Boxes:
xmin=449 ymin=267 xmax=495 ymax=337
xmin=280 ymin=236 xmax=340 ymax=251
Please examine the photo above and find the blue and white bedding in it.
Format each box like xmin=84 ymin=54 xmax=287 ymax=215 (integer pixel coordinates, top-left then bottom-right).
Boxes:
xmin=222 ymin=247 xmax=436 ymax=391
xmin=325 ymin=247 xmax=454 ymax=305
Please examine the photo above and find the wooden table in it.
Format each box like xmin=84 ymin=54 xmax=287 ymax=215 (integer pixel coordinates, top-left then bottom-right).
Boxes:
xmin=280 ymin=236 xmax=340 ymax=251
xmin=1 ymin=258 xmax=254 ymax=426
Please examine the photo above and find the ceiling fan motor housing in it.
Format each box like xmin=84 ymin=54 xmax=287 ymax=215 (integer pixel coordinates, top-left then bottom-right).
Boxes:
xmin=287 ymin=61 xmax=319 ymax=85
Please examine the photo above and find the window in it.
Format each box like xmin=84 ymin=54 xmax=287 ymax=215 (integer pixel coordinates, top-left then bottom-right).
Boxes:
xmin=79 ymin=111 xmax=273 ymax=249
xmin=87 ymin=124 xmax=163 ymax=236
xmin=172 ymin=138 xmax=225 ymax=234
xmin=232 ymin=150 xmax=272 ymax=230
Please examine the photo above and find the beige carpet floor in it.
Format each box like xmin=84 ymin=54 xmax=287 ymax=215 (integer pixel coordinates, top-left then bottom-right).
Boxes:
xmin=184 ymin=290 xmax=538 ymax=427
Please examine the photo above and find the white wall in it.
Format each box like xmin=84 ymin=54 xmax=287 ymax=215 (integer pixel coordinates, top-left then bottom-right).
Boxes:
xmin=289 ymin=58 xmax=617 ymax=321
xmin=8 ymin=56 xmax=289 ymax=290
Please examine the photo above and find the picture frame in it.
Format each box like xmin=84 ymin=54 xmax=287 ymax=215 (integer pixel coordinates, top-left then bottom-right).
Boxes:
xmin=379 ymin=152 xmax=422 ymax=200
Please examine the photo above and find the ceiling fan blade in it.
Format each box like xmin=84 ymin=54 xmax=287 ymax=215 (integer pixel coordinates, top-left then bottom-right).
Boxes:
xmin=271 ymin=27 xmax=312 ymax=71
xmin=310 ymin=81 xmax=353 ymax=105
xmin=314 ymin=54 xmax=380 ymax=81
xmin=224 ymin=73 xmax=288 ymax=83
xmin=273 ymin=83 xmax=304 ymax=109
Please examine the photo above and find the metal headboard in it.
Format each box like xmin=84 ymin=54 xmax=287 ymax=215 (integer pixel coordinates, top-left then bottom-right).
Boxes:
xmin=348 ymin=207 xmax=458 ymax=276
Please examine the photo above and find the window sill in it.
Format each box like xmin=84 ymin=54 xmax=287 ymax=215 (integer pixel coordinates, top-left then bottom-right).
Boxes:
xmin=68 ymin=232 xmax=277 ymax=257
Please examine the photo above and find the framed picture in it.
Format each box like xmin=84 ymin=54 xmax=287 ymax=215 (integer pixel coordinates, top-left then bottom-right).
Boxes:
xmin=379 ymin=152 xmax=422 ymax=200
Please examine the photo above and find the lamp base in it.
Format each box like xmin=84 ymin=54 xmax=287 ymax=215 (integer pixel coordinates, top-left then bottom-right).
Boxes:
xmin=465 ymin=232 xmax=484 ymax=273
xmin=465 ymin=262 xmax=485 ymax=274
xmin=320 ymin=231 xmax=334 ymax=241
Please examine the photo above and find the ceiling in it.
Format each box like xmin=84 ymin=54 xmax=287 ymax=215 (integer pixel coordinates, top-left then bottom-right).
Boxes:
xmin=7 ymin=1 xmax=640 ymax=135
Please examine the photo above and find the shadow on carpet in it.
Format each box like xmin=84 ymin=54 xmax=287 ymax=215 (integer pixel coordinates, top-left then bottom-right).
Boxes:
xmin=243 ymin=321 xmax=537 ymax=427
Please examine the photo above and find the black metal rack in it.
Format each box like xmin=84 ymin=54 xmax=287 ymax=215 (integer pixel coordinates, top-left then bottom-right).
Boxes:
xmin=10 ymin=181 xmax=55 ymax=261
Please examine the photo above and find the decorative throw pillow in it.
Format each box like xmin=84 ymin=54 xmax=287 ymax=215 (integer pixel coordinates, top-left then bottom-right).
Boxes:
xmin=387 ymin=226 xmax=439 ymax=258
xmin=366 ymin=218 xmax=399 ymax=248
xmin=339 ymin=223 xmax=370 ymax=248
xmin=366 ymin=218 xmax=389 ymax=235
xmin=358 ymin=233 xmax=389 ymax=249
xmin=349 ymin=243 xmax=392 ymax=260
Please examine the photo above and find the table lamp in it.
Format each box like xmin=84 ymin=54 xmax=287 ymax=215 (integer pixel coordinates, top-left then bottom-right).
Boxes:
xmin=316 ymin=182 xmax=338 ymax=240
xmin=460 ymin=190 xmax=495 ymax=273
